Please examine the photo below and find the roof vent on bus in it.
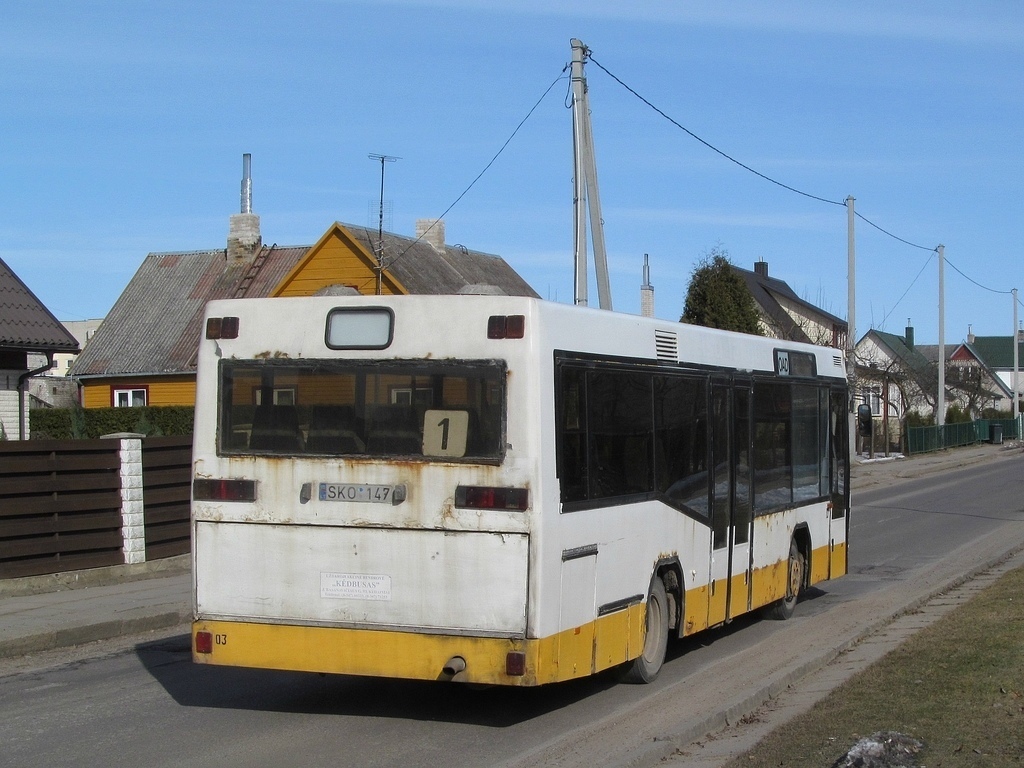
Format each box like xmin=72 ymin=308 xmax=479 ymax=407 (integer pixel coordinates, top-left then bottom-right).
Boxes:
xmin=654 ymin=329 xmax=678 ymax=362
xmin=833 ymin=354 xmax=844 ymax=368
xmin=314 ymin=284 xmax=361 ymax=296
xmin=458 ymin=284 xmax=507 ymax=296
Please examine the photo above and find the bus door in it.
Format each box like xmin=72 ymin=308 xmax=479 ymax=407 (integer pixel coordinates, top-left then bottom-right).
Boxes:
xmin=708 ymin=382 xmax=753 ymax=625
xmin=828 ymin=389 xmax=850 ymax=577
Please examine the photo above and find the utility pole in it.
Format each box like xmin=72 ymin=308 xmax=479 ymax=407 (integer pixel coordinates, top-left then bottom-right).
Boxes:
xmin=570 ymin=38 xmax=612 ymax=310
xmin=369 ymin=153 xmax=400 ymax=295
xmin=937 ymin=244 xmax=945 ymax=428
xmin=1013 ymin=288 xmax=1019 ymax=422
xmin=846 ymin=196 xmax=857 ymax=457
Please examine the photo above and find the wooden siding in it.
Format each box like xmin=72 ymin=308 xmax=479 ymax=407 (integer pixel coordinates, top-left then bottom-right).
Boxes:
xmin=273 ymin=225 xmax=405 ymax=297
xmin=0 ymin=439 xmax=124 ymax=578
xmin=81 ymin=376 xmax=197 ymax=408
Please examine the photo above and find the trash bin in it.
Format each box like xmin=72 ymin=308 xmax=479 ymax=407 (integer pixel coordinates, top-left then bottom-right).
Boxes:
xmin=990 ymin=424 xmax=1003 ymax=444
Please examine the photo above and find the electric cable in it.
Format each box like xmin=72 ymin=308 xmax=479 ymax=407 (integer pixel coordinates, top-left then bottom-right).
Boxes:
xmin=381 ymin=67 xmax=569 ymax=271
xmin=879 ymin=252 xmax=934 ymax=328
xmin=586 ymin=54 xmax=845 ymax=208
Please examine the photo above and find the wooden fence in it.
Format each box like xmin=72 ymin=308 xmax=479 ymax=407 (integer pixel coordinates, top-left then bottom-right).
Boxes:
xmin=0 ymin=436 xmax=192 ymax=579
xmin=141 ymin=436 xmax=192 ymax=561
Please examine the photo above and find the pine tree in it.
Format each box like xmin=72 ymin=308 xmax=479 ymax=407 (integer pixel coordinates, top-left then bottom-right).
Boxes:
xmin=680 ymin=248 xmax=762 ymax=335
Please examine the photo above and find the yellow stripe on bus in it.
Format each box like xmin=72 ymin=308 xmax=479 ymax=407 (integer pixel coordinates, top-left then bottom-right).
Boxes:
xmin=194 ymin=603 xmax=646 ymax=687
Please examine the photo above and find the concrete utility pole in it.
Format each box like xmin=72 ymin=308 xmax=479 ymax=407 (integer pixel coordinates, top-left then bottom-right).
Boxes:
xmin=1014 ymin=288 xmax=1019 ymax=422
xmin=937 ymin=244 xmax=945 ymax=427
xmin=570 ymin=38 xmax=612 ymax=310
xmin=846 ymin=196 xmax=857 ymax=458
xmin=846 ymin=196 xmax=856 ymax=389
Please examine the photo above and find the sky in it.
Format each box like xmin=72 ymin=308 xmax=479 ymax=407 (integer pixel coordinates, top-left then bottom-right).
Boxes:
xmin=2 ymin=1 xmax=1022 ymax=344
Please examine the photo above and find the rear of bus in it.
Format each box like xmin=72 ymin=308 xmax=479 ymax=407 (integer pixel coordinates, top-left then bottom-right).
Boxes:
xmin=191 ymin=295 xmax=541 ymax=685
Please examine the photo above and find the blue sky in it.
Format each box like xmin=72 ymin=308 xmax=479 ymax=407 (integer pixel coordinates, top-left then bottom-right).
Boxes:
xmin=2 ymin=1 xmax=1022 ymax=344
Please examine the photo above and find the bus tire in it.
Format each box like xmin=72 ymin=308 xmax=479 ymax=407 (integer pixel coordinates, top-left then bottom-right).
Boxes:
xmin=621 ymin=575 xmax=669 ymax=683
xmin=765 ymin=539 xmax=804 ymax=621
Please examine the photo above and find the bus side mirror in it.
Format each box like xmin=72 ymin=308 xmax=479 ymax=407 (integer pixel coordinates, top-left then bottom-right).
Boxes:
xmin=857 ymin=404 xmax=872 ymax=437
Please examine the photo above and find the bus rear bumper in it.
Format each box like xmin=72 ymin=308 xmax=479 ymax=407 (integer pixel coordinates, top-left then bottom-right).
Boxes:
xmin=192 ymin=607 xmax=644 ymax=687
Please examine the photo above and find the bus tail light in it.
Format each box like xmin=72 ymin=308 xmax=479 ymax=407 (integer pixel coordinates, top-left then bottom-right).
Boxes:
xmin=206 ymin=316 xmax=239 ymax=339
xmin=505 ymin=651 xmax=526 ymax=676
xmin=193 ymin=478 xmax=257 ymax=502
xmin=455 ymin=485 xmax=529 ymax=511
xmin=195 ymin=631 xmax=214 ymax=654
xmin=487 ymin=315 xmax=525 ymax=339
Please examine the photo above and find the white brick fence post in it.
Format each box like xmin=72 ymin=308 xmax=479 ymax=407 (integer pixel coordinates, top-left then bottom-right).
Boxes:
xmin=113 ymin=435 xmax=146 ymax=565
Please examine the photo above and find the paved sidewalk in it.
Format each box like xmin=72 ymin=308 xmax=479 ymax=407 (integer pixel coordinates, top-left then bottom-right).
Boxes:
xmin=0 ymin=555 xmax=191 ymax=659
xmin=0 ymin=440 xmax=1020 ymax=662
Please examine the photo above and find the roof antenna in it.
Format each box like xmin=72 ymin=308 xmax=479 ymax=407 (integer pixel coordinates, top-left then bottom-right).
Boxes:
xmin=369 ymin=153 xmax=400 ymax=295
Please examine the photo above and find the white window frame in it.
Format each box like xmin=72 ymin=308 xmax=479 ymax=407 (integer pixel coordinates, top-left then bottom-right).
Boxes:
xmin=113 ymin=387 xmax=147 ymax=407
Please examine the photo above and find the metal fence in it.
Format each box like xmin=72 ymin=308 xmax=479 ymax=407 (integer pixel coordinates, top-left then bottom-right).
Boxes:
xmin=906 ymin=417 xmax=1021 ymax=456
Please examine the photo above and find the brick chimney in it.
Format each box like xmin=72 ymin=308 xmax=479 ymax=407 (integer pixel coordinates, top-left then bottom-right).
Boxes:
xmin=640 ymin=253 xmax=654 ymax=318
xmin=416 ymin=218 xmax=445 ymax=253
xmin=227 ymin=153 xmax=261 ymax=261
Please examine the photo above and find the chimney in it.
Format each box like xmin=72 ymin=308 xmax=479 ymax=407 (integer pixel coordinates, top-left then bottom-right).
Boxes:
xmin=415 ymin=218 xmax=445 ymax=253
xmin=640 ymin=253 xmax=654 ymax=318
xmin=227 ymin=153 xmax=262 ymax=261
xmin=967 ymin=324 xmax=975 ymax=345
xmin=754 ymin=260 xmax=768 ymax=277
xmin=905 ymin=320 xmax=915 ymax=350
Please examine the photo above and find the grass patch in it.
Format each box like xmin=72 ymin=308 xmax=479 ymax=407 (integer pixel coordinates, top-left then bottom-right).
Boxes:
xmin=722 ymin=565 xmax=1024 ymax=767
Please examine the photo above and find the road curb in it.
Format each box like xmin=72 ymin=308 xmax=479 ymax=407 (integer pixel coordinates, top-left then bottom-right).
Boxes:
xmin=0 ymin=610 xmax=192 ymax=660
xmin=0 ymin=554 xmax=191 ymax=599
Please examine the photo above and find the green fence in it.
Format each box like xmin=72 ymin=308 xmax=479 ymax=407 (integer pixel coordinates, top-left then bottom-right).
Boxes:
xmin=906 ymin=417 xmax=1021 ymax=455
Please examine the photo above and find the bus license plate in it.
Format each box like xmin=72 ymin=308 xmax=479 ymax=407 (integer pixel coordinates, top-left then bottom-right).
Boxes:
xmin=319 ymin=483 xmax=395 ymax=504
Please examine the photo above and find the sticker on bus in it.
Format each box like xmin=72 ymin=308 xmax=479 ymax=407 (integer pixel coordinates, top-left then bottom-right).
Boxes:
xmin=320 ymin=572 xmax=392 ymax=601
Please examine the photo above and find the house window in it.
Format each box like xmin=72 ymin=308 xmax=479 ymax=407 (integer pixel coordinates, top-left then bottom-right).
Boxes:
xmin=390 ymin=387 xmax=434 ymax=406
xmin=862 ymin=387 xmax=881 ymax=416
xmin=254 ymin=388 xmax=297 ymax=406
xmin=113 ymin=387 xmax=147 ymax=407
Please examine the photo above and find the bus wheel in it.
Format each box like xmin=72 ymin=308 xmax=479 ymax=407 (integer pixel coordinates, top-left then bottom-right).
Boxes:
xmin=621 ymin=575 xmax=669 ymax=683
xmin=765 ymin=539 xmax=804 ymax=621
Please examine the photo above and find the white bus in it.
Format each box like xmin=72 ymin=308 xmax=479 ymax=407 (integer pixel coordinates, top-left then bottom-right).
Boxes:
xmin=191 ymin=294 xmax=849 ymax=686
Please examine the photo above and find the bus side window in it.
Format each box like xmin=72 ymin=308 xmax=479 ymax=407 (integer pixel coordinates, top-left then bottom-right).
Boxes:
xmin=558 ymin=368 xmax=588 ymax=503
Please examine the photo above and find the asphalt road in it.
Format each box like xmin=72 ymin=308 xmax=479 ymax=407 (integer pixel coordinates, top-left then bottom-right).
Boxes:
xmin=2 ymin=452 xmax=1022 ymax=768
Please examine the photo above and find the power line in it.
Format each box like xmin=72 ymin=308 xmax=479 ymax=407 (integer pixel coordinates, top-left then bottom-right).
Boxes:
xmin=944 ymin=255 xmax=1012 ymax=295
xmin=585 ymin=52 xmax=961 ymax=261
xmin=879 ymin=252 xmax=934 ymax=328
xmin=383 ymin=67 xmax=569 ymax=270
xmin=585 ymin=49 xmax=1024 ymax=309
xmin=585 ymin=54 xmax=845 ymax=208
xmin=853 ymin=211 xmax=935 ymax=253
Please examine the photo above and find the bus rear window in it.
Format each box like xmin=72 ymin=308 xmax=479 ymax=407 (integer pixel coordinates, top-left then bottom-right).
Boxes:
xmin=218 ymin=359 xmax=505 ymax=462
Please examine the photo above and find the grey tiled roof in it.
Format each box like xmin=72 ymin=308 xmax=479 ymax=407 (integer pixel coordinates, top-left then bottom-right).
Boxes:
xmin=0 ymin=256 xmax=79 ymax=354
xmin=348 ymin=224 xmax=539 ymax=297
xmin=72 ymin=224 xmax=538 ymax=378
xmin=731 ymin=264 xmax=847 ymax=344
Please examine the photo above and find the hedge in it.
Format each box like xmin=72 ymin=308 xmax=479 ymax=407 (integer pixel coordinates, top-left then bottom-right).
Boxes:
xmin=29 ymin=406 xmax=194 ymax=440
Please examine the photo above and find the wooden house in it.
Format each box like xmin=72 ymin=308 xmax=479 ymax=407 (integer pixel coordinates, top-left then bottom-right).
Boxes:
xmin=71 ymin=215 xmax=538 ymax=409
xmin=0 ymin=256 xmax=80 ymax=437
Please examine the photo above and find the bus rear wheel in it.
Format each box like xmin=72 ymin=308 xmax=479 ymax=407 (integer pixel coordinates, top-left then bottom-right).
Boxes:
xmin=765 ymin=539 xmax=804 ymax=621
xmin=621 ymin=575 xmax=669 ymax=683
